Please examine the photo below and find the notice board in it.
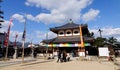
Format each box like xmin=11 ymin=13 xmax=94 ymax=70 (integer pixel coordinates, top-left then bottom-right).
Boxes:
xmin=98 ymin=47 xmax=109 ymax=57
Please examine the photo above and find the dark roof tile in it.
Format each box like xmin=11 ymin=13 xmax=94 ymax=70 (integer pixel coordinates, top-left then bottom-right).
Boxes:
xmin=43 ymin=36 xmax=94 ymax=43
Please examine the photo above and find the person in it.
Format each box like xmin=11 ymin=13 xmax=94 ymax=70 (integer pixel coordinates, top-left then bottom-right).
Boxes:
xmin=62 ymin=51 xmax=67 ymax=62
xmin=33 ymin=51 xmax=37 ymax=58
xmin=57 ymin=51 xmax=61 ymax=62
xmin=66 ymin=53 xmax=70 ymax=61
xmin=115 ymin=50 xmax=119 ymax=58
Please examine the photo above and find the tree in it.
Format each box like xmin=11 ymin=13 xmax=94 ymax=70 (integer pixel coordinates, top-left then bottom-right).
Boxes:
xmin=94 ymin=37 xmax=107 ymax=47
xmin=107 ymin=37 xmax=117 ymax=44
xmin=90 ymin=32 xmax=94 ymax=37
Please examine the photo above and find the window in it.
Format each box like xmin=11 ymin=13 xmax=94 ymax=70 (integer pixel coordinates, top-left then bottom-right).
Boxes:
xmin=73 ymin=29 xmax=79 ymax=35
xmin=58 ymin=31 xmax=64 ymax=36
xmin=66 ymin=30 xmax=72 ymax=36
xmin=67 ymin=31 xmax=71 ymax=34
xmin=59 ymin=32 xmax=64 ymax=35
xmin=74 ymin=31 xmax=79 ymax=34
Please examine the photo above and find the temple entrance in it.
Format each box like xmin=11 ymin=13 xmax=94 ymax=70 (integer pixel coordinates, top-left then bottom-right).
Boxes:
xmin=58 ymin=47 xmax=79 ymax=57
xmin=58 ymin=47 xmax=78 ymax=52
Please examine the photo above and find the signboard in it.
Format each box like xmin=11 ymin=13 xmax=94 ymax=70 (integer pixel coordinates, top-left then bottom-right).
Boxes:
xmin=98 ymin=47 xmax=109 ymax=57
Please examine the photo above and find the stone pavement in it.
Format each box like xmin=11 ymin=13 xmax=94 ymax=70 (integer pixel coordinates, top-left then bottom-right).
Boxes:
xmin=0 ymin=57 xmax=36 ymax=67
xmin=0 ymin=57 xmax=117 ymax=70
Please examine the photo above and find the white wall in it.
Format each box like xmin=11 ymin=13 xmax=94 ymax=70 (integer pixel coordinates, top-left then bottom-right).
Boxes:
xmin=58 ymin=29 xmax=80 ymax=37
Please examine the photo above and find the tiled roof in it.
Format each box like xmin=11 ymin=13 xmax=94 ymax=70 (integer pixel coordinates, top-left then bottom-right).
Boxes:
xmin=53 ymin=23 xmax=79 ymax=29
xmin=43 ymin=36 xmax=94 ymax=43
xmin=50 ymin=23 xmax=88 ymax=33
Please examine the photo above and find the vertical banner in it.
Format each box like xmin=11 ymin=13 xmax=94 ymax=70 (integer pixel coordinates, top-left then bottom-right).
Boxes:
xmin=14 ymin=34 xmax=18 ymax=47
xmin=79 ymin=25 xmax=84 ymax=47
xmin=4 ymin=18 xmax=13 ymax=60
xmin=4 ymin=18 xmax=12 ymax=47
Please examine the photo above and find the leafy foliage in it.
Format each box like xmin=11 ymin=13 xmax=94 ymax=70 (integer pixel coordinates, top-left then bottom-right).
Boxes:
xmin=94 ymin=37 xmax=107 ymax=47
xmin=94 ymin=36 xmax=118 ymax=47
xmin=107 ymin=37 xmax=117 ymax=44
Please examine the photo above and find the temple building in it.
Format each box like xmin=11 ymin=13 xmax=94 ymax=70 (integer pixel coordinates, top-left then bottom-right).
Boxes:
xmin=42 ymin=20 xmax=94 ymax=56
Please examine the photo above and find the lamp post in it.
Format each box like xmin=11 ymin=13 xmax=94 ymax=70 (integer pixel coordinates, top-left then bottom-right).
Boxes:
xmin=98 ymin=29 xmax=103 ymax=38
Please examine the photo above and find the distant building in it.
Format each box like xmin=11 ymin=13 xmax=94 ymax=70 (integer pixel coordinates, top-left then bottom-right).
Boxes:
xmin=42 ymin=19 xmax=94 ymax=55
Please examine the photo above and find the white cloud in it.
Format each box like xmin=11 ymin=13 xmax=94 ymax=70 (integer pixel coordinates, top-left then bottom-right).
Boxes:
xmin=0 ymin=20 xmax=14 ymax=33
xmin=19 ymin=31 xmax=57 ymax=43
xmin=25 ymin=2 xmax=31 ymax=6
xmin=9 ymin=30 xmax=23 ymax=42
xmin=26 ymin=14 xmax=36 ymax=21
xmin=90 ymin=27 xmax=120 ymax=41
xmin=82 ymin=8 xmax=100 ymax=22
xmin=12 ymin=14 xmax=25 ymax=23
xmin=12 ymin=13 xmax=37 ymax=23
xmin=35 ymin=31 xmax=57 ymax=40
xmin=25 ymin=0 xmax=99 ymax=24
xmin=48 ymin=31 xmax=57 ymax=39
xmin=35 ymin=31 xmax=46 ymax=39
xmin=9 ymin=30 xmax=32 ymax=43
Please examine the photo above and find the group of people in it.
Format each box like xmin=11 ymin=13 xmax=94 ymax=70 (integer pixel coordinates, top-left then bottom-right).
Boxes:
xmin=57 ymin=50 xmax=70 ymax=63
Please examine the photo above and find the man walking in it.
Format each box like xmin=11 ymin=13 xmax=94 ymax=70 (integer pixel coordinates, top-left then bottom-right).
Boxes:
xmin=57 ymin=51 xmax=61 ymax=62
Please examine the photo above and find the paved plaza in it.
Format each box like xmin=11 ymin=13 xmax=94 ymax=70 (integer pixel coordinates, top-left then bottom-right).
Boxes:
xmin=0 ymin=57 xmax=119 ymax=70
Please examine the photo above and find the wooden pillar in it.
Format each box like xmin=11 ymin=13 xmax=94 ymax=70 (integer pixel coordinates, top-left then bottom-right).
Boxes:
xmin=79 ymin=25 xmax=85 ymax=57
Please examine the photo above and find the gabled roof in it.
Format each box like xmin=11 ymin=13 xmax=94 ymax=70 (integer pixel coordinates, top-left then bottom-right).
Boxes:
xmin=52 ymin=23 xmax=79 ymax=29
xmin=43 ymin=36 xmax=94 ymax=43
xmin=50 ymin=21 xmax=88 ymax=33
xmin=50 ymin=19 xmax=87 ymax=33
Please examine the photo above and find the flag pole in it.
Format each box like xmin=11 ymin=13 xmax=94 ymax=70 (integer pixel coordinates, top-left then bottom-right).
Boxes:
xmin=14 ymin=34 xmax=18 ymax=47
xmin=1 ymin=36 xmax=4 ymax=55
xmin=22 ymin=16 xmax=26 ymax=63
xmin=5 ymin=43 xmax=8 ymax=60
xmin=22 ymin=40 xmax=25 ymax=63
xmin=4 ymin=18 xmax=12 ymax=60
xmin=13 ymin=34 xmax=18 ymax=59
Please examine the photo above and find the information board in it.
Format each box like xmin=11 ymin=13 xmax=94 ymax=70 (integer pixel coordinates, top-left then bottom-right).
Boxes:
xmin=98 ymin=47 xmax=109 ymax=57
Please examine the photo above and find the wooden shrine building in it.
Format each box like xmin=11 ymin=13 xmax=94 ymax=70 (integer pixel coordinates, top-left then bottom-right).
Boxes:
xmin=42 ymin=20 xmax=94 ymax=56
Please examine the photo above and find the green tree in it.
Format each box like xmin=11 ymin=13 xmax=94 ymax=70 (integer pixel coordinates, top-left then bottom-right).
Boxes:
xmin=94 ymin=37 xmax=107 ymax=47
xmin=107 ymin=37 xmax=117 ymax=44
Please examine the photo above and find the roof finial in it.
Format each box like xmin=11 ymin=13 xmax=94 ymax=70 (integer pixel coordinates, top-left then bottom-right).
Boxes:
xmin=69 ymin=19 xmax=73 ymax=24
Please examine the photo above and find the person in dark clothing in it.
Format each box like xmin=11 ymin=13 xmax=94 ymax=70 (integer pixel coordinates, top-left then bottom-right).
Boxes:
xmin=57 ymin=51 xmax=61 ymax=62
xmin=62 ymin=51 xmax=67 ymax=62
xmin=33 ymin=52 xmax=37 ymax=58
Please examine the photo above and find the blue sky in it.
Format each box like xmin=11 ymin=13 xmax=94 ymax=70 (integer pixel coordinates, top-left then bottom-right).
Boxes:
xmin=0 ymin=0 xmax=120 ymax=44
